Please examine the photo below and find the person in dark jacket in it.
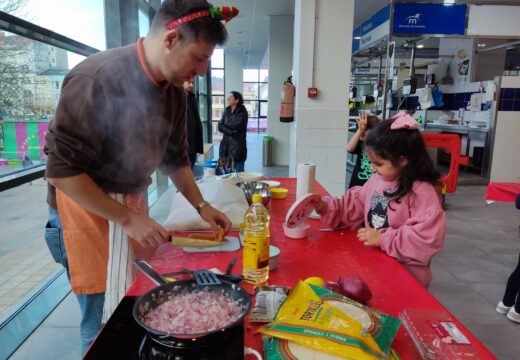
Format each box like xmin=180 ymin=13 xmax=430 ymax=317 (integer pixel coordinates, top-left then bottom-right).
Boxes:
xmin=183 ymin=79 xmax=204 ymax=168
xmin=218 ymin=91 xmax=248 ymax=172
xmin=496 ymin=193 xmax=520 ymax=323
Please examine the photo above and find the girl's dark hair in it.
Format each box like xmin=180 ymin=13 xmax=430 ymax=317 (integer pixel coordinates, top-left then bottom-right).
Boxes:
xmin=364 ymin=118 xmax=440 ymax=202
xmin=366 ymin=115 xmax=380 ymax=130
xmin=150 ymin=0 xmax=227 ymax=45
xmin=230 ymin=91 xmax=243 ymax=106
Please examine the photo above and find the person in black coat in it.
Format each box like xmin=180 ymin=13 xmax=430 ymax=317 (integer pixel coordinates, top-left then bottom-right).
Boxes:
xmin=218 ymin=91 xmax=248 ymax=172
xmin=496 ymin=193 xmax=520 ymax=323
xmin=183 ymin=79 xmax=204 ymax=168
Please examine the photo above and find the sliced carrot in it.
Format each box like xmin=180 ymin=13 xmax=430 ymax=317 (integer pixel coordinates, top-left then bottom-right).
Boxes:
xmin=187 ymin=227 xmax=225 ymax=242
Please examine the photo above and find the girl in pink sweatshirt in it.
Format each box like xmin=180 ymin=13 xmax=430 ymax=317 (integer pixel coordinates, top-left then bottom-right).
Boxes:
xmin=314 ymin=112 xmax=446 ymax=287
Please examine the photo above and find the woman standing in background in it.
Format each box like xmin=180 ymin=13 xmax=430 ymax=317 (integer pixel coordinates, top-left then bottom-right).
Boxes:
xmin=218 ymin=91 xmax=248 ymax=172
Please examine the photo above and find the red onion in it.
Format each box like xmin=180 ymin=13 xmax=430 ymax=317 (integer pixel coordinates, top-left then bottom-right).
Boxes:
xmin=325 ymin=276 xmax=372 ymax=304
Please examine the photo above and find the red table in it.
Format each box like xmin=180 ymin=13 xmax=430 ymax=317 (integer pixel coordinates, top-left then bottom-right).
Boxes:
xmin=126 ymin=178 xmax=496 ymax=359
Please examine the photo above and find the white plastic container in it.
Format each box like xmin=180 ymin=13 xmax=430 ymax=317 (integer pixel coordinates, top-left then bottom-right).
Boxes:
xmin=203 ymin=165 xmax=216 ymax=177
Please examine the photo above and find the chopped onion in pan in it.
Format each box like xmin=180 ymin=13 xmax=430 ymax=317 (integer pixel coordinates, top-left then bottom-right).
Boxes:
xmin=143 ymin=288 xmax=245 ymax=334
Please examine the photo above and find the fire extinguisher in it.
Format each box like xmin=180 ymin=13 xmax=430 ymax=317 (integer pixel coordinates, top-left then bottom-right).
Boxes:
xmin=280 ymin=76 xmax=295 ymax=123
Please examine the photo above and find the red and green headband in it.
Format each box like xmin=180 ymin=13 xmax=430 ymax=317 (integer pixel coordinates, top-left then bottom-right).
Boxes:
xmin=166 ymin=6 xmax=239 ymax=30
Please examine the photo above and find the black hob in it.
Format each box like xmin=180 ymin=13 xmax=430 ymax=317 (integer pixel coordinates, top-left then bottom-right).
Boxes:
xmin=83 ymin=296 xmax=244 ymax=360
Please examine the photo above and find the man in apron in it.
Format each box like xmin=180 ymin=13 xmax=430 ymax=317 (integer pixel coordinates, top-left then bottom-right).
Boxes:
xmin=43 ymin=0 xmax=234 ymax=355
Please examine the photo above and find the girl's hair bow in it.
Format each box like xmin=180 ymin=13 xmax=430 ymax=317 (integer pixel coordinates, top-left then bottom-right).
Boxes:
xmin=390 ymin=111 xmax=418 ymax=130
xmin=166 ymin=6 xmax=239 ymax=30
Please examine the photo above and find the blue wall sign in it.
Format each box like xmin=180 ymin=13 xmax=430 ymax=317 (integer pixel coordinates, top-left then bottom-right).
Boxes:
xmin=393 ymin=3 xmax=467 ymax=35
xmin=352 ymin=4 xmax=390 ymax=54
xmin=352 ymin=25 xmax=361 ymax=54
xmin=360 ymin=5 xmax=390 ymax=35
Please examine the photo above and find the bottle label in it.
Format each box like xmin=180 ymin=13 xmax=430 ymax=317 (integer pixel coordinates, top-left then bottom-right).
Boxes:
xmin=243 ymin=235 xmax=270 ymax=270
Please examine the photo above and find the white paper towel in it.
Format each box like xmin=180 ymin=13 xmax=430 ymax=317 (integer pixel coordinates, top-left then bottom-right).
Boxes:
xmin=296 ymin=163 xmax=316 ymax=200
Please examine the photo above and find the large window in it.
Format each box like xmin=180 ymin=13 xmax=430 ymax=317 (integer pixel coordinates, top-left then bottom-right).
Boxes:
xmin=197 ymin=74 xmax=210 ymax=144
xmin=5 ymin=0 xmax=106 ymax=68
xmin=210 ymin=48 xmax=224 ymax=142
xmin=243 ymin=68 xmax=268 ymax=133
xmin=0 ymin=32 xmax=83 ymax=173
xmin=0 ymin=18 xmax=93 ymax=360
xmin=138 ymin=5 xmax=151 ymax=36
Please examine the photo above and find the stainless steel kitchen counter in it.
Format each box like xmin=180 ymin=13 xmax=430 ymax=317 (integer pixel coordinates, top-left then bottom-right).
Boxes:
xmin=424 ymin=123 xmax=489 ymax=134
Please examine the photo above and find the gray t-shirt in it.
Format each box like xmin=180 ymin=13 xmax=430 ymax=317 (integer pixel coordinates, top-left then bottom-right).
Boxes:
xmin=45 ymin=41 xmax=189 ymax=208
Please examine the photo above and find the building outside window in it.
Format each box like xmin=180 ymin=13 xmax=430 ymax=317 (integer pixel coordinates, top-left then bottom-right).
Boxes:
xmin=197 ymin=73 xmax=210 ymax=144
xmin=243 ymin=68 xmax=268 ymax=133
xmin=210 ymin=47 xmax=224 ymax=142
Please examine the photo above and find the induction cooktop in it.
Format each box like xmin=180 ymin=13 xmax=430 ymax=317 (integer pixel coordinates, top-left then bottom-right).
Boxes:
xmin=83 ymin=296 xmax=244 ymax=360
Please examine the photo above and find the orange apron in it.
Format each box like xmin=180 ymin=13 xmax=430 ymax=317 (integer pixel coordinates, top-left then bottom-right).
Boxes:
xmin=56 ymin=190 xmax=109 ymax=294
xmin=56 ymin=190 xmax=148 ymax=295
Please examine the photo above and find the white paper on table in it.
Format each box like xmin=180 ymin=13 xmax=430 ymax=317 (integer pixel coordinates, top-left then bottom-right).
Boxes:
xmin=163 ymin=181 xmax=248 ymax=231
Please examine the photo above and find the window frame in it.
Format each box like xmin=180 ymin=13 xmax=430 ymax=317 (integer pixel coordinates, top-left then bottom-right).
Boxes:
xmin=210 ymin=48 xmax=225 ymax=143
xmin=243 ymin=68 xmax=268 ymax=134
xmin=0 ymin=11 xmax=100 ymax=191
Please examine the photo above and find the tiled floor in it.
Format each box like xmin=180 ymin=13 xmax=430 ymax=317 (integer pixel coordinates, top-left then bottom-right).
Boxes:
xmin=6 ymin=134 xmax=520 ymax=359
xmin=0 ymin=179 xmax=59 ymax=316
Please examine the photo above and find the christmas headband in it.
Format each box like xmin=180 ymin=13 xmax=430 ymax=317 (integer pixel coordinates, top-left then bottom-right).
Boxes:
xmin=166 ymin=6 xmax=239 ymax=30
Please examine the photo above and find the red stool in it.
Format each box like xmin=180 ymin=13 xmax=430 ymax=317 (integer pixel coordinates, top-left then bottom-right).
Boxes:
xmin=422 ymin=133 xmax=469 ymax=193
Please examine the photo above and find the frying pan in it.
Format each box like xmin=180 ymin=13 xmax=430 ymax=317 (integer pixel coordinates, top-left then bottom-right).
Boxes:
xmin=133 ymin=262 xmax=251 ymax=348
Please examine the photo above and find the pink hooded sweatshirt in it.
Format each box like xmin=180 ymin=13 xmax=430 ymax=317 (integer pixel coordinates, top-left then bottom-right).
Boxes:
xmin=318 ymin=174 xmax=446 ymax=287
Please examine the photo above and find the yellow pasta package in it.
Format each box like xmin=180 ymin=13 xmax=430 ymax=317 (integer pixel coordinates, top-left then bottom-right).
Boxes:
xmin=258 ymin=281 xmax=386 ymax=359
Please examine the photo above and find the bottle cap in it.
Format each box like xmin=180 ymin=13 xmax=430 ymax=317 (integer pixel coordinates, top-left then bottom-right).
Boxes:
xmin=252 ymin=194 xmax=262 ymax=203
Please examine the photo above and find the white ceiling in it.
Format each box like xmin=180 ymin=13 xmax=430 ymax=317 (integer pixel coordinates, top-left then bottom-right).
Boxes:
xmin=219 ymin=0 xmax=390 ymax=68
xmin=353 ymin=0 xmax=389 ymax=27
xmin=219 ymin=0 xmax=519 ymax=68
xmin=217 ymin=0 xmax=295 ymax=68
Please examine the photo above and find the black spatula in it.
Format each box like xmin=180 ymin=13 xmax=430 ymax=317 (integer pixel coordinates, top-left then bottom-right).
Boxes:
xmin=192 ymin=270 xmax=222 ymax=285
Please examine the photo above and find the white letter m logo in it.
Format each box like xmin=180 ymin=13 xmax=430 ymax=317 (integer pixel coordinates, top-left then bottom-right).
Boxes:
xmin=406 ymin=13 xmax=421 ymax=25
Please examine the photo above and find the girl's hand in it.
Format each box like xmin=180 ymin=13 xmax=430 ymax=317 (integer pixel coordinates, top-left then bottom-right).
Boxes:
xmin=357 ymin=112 xmax=368 ymax=135
xmin=357 ymin=227 xmax=381 ymax=247
xmin=312 ymin=194 xmax=325 ymax=213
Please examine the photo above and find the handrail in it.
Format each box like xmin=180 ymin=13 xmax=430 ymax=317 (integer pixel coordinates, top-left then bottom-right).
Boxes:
xmin=0 ymin=164 xmax=46 ymax=192
xmin=0 ymin=11 xmax=99 ymax=57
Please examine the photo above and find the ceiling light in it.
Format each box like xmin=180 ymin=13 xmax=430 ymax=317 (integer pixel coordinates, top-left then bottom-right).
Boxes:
xmin=354 ymin=36 xmax=361 ymax=40
xmin=443 ymin=0 xmax=455 ymax=5
xmin=416 ymin=44 xmax=424 ymax=49
xmin=478 ymin=43 xmax=486 ymax=47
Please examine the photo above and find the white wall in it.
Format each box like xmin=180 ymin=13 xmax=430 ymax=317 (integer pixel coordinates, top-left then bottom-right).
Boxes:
xmin=490 ymin=76 xmax=520 ymax=182
xmin=224 ymin=52 xmax=245 ymax=97
xmin=468 ymin=5 xmax=520 ymax=37
xmin=473 ymin=39 xmax=507 ymax=82
xmin=290 ymin=0 xmax=354 ymax=196
xmin=268 ymin=15 xmax=294 ymax=166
